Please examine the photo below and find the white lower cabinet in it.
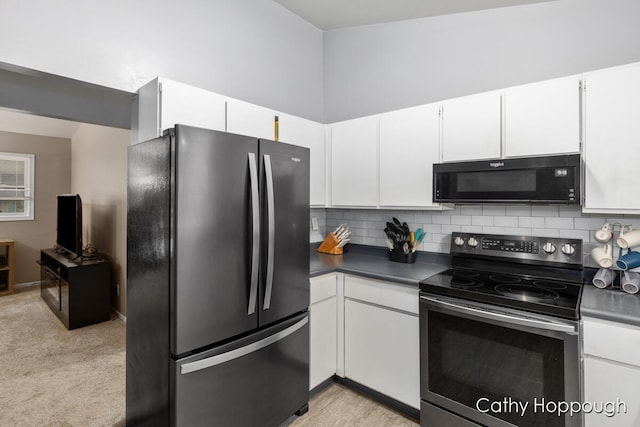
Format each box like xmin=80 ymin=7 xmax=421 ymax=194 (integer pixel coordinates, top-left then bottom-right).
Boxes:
xmin=309 ymin=274 xmax=337 ymax=390
xmin=582 ymin=317 xmax=640 ymax=426
xmin=343 ymin=275 xmax=420 ymax=409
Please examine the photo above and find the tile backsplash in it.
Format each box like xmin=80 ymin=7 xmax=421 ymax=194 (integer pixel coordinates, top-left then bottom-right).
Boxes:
xmin=310 ymin=206 xmax=640 ymax=268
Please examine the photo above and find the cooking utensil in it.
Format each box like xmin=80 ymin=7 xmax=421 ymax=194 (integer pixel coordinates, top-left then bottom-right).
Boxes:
xmin=402 ymin=242 xmax=410 ymax=255
xmin=385 ymin=238 xmax=394 ymax=250
xmin=384 ymin=227 xmax=399 ymax=246
xmin=415 ymin=228 xmax=424 ymax=242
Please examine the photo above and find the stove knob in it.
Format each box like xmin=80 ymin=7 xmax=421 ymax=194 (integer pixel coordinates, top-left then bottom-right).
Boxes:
xmin=454 ymin=236 xmax=466 ymax=247
xmin=561 ymin=243 xmax=576 ymax=256
xmin=467 ymin=237 xmax=479 ymax=248
xmin=542 ymin=242 xmax=556 ymax=254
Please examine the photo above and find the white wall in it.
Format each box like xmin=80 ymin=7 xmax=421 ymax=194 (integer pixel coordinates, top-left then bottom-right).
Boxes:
xmin=0 ymin=0 xmax=323 ymax=122
xmin=323 ymin=0 xmax=640 ymax=122
xmin=71 ymin=124 xmax=130 ymax=315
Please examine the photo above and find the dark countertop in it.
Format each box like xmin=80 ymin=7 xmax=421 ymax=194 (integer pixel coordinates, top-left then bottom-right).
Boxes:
xmin=310 ymin=244 xmax=449 ymax=286
xmin=580 ymin=269 xmax=640 ymax=327
xmin=311 ymin=246 xmax=640 ymax=327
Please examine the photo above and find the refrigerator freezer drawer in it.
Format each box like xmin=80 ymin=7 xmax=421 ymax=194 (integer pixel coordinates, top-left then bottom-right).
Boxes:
xmin=171 ymin=313 xmax=309 ymax=427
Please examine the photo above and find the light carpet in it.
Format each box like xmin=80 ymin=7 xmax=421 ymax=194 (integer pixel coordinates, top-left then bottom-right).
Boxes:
xmin=0 ymin=285 xmax=125 ymax=426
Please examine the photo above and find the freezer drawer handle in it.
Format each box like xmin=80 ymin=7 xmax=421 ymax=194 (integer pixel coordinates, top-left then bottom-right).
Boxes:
xmin=247 ymin=152 xmax=260 ymax=315
xmin=263 ymin=154 xmax=275 ymax=310
xmin=180 ymin=316 xmax=308 ymax=375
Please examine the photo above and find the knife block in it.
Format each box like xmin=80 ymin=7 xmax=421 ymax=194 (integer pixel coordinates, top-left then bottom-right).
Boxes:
xmin=317 ymin=233 xmax=343 ymax=255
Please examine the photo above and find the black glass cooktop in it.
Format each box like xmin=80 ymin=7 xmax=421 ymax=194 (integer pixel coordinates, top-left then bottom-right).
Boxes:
xmin=420 ymin=267 xmax=583 ymax=320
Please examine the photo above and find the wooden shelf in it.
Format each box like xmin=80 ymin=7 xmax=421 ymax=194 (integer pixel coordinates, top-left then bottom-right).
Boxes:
xmin=0 ymin=240 xmax=15 ymax=297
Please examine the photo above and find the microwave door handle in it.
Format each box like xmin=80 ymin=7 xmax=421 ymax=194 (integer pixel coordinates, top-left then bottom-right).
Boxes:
xmin=247 ymin=152 xmax=259 ymax=315
xmin=263 ymin=154 xmax=275 ymax=311
xmin=420 ymin=295 xmax=577 ymax=334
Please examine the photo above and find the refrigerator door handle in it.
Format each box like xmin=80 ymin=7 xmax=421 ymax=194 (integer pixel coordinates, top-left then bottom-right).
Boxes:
xmin=263 ymin=154 xmax=275 ymax=310
xmin=180 ymin=316 xmax=308 ymax=374
xmin=247 ymin=152 xmax=260 ymax=315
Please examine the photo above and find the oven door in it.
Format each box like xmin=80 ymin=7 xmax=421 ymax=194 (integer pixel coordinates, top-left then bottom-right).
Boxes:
xmin=420 ymin=294 xmax=580 ymax=427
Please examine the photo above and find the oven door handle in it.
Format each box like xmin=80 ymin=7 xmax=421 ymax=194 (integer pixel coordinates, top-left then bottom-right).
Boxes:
xmin=420 ymin=295 xmax=577 ymax=334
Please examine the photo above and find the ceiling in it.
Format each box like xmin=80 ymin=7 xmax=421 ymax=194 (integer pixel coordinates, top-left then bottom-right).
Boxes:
xmin=0 ymin=109 xmax=81 ymax=139
xmin=273 ymin=0 xmax=557 ymax=30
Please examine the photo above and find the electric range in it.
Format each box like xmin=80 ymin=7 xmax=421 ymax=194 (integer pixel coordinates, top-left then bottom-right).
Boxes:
xmin=419 ymin=232 xmax=584 ymax=427
xmin=420 ymin=232 xmax=584 ymax=320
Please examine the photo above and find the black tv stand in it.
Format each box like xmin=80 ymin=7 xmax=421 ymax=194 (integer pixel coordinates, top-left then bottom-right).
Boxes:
xmin=38 ymin=248 xmax=111 ymax=329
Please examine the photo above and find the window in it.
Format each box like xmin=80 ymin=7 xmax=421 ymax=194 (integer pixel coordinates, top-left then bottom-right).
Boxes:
xmin=0 ymin=152 xmax=35 ymax=221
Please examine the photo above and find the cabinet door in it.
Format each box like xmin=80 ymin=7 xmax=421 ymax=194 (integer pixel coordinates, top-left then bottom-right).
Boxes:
xmin=330 ymin=117 xmax=378 ymax=207
xmin=309 ymin=274 xmax=337 ymax=390
xmin=137 ymin=78 xmax=226 ymax=143
xmin=226 ymin=98 xmax=276 ymax=140
xmin=379 ymin=104 xmax=440 ymax=207
xmin=278 ymin=113 xmax=326 ymax=206
xmin=584 ymin=63 xmax=640 ymax=213
xmin=583 ymin=357 xmax=640 ymax=427
xmin=309 ymin=296 xmax=337 ymax=390
xmin=504 ymin=75 xmax=581 ymax=157
xmin=441 ymin=91 xmax=501 ymax=162
xmin=344 ymin=299 xmax=420 ymax=409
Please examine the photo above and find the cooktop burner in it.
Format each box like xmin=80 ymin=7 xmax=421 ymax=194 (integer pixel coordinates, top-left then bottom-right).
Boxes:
xmin=421 ymin=267 xmax=582 ymax=319
xmin=494 ymin=284 xmax=559 ymax=301
xmin=419 ymin=232 xmax=584 ymax=320
xmin=450 ymin=277 xmax=484 ymax=289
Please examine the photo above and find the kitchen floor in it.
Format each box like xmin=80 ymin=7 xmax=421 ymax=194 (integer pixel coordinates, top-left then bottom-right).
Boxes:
xmin=289 ymin=382 xmax=418 ymax=426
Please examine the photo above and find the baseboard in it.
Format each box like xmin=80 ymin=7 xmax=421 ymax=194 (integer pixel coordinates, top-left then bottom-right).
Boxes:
xmin=112 ymin=308 xmax=126 ymax=322
xmin=309 ymin=376 xmax=337 ymax=399
xmin=15 ymin=281 xmax=41 ymax=289
xmin=335 ymin=376 xmax=420 ymax=422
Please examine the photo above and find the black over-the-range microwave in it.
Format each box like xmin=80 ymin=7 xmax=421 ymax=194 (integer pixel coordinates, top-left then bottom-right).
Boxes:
xmin=433 ymin=154 xmax=581 ymax=204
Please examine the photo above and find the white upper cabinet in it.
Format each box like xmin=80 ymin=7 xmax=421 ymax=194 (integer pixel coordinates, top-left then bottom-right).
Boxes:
xmin=137 ymin=77 xmax=226 ymax=143
xmin=583 ymin=62 xmax=640 ymax=213
xmin=441 ymin=91 xmax=502 ymax=162
xmin=278 ymin=113 xmax=327 ymax=206
xmin=504 ymin=75 xmax=581 ymax=157
xmin=379 ymin=104 xmax=441 ymax=207
xmin=226 ymin=98 xmax=277 ymax=140
xmin=330 ymin=117 xmax=378 ymax=207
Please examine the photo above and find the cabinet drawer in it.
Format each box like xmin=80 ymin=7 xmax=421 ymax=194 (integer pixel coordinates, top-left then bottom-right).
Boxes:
xmin=310 ymin=274 xmax=337 ymax=305
xmin=344 ymin=275 xmax=418 ymax=314
xmin=583 ymin=317 xmax=640 ymax=366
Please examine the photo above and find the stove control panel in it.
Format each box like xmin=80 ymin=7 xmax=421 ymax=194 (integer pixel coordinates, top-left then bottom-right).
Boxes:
xmin=481 ymin=238 xmax=539 ymax=253
xmin=450 ymin=232 xmax=583 ymax=266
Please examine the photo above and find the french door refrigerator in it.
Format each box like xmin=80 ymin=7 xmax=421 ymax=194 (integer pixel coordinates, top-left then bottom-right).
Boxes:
xmin=126 ymin=125 xmax=310 ymax=426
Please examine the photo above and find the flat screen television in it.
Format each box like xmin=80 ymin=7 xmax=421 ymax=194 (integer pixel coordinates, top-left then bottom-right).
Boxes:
xmin=56 ymin=194 xmax=83 ymax=257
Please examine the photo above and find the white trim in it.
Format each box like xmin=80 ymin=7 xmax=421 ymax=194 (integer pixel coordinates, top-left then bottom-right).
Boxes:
xmin=0 ymin=152 xmax=35 ymax=221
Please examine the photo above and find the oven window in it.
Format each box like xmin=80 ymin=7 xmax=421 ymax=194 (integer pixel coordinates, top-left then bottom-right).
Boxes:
xmin=428 ymin=310 xmax=565 ymax=427
xmin=457 ymin=170 xmax=536 ymax=193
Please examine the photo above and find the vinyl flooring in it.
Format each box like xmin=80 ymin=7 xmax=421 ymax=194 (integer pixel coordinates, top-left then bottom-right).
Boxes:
xmin=289 ymin=382 xmax=419 ymax=426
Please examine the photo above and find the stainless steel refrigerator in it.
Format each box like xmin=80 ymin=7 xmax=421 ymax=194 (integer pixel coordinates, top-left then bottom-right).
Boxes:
xmin=126 ymin=125 xmax=310 ymax=426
